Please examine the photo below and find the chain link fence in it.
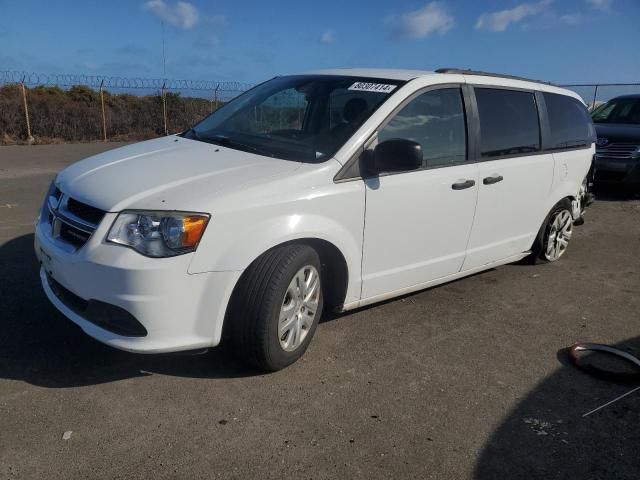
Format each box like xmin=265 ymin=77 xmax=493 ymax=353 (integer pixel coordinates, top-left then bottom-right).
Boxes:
xmin=0 ymin=71 xmax=252 ymax=144
xmin=2 ymin=70 xmax=639 ymax=145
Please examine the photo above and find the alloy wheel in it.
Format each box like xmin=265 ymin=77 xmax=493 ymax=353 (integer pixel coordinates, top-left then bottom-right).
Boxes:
xmin=278 ymin=265 xmax=320 ymax=352
xmin=545 ymin=210 xmax=573 ymax=261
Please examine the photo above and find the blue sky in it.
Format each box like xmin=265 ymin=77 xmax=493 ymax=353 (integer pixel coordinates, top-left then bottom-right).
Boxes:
xmin=0 ymin=0 xmax=638 ymax=85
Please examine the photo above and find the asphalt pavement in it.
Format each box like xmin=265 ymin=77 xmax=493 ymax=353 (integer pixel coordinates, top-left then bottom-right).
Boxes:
xmin=1 ymin=142 xmax=639 ymax=479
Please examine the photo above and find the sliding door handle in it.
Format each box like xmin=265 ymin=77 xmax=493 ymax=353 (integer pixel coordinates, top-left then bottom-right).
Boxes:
xmin=451 ymin=179 xmax=476 ymax=190
xmin=483 ymin=175 xmax=504 ymax=185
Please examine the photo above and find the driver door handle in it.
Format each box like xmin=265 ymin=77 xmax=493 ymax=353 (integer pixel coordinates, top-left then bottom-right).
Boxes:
xmin=451 ymin=179 xmax=476 ymax=190
xmin=483 ymin=175 xmax=504 ymax=185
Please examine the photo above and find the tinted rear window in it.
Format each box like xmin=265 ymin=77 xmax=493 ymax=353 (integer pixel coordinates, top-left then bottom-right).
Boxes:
xmin=475 ymin=88 xmax=540 ymax=158
xmin=543 ymin=92 xmax=595 ymax=149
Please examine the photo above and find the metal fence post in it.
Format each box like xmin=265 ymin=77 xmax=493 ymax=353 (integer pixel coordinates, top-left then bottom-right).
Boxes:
xmin=161 ymin=81 xmax=168 ymax=136
xmin=99 ymin=79 xmax=107 ymax=142
xmin=20 ymin=77 xmax=34 ymax=144
xmin=212 ymin=84 xmax=220 ymax=112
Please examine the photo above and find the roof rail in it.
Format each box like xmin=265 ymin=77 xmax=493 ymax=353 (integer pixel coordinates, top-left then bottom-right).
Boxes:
xmin=435 ymin=68 xmax=555 ymax=86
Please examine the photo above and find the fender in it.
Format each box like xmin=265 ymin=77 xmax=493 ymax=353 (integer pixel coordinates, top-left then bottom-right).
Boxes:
xmin=541 ymin=146 xmax=594 ymax=225
xmin=188 ymin=168 xmax=366 ymax=307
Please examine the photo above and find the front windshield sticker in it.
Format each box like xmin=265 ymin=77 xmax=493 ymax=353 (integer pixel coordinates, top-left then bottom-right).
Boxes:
xmin=348 ymin=82 xmax=397 ymax=93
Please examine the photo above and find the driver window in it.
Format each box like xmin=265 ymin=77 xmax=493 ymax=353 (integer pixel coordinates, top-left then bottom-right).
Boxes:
xmin=377 ymin=88 xmax=467 ymax=168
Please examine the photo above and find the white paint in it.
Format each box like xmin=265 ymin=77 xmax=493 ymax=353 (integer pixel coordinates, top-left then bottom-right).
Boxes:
xmin=462 ymin=153 xmax=555 ymax=270
xmin=361 ymin=163 xmax=479 ymax=299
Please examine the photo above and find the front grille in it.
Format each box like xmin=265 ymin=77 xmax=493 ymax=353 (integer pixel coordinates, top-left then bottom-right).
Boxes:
xmin=66 ymin=197 xmax=106 ymax=225
xmin=596 ymin=142 xmax=639 ymax=159
xmin=52 ymin=187 xmax=62 ymax=202
xmin=46 ymin=193 xmax=106 ymax=251
xmin=59 ymin=222 xmax=91 ymax=247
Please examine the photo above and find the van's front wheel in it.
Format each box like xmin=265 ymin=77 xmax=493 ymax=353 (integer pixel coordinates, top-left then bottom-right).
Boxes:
xmin=229 ymin=245 xmax=323 ymax=371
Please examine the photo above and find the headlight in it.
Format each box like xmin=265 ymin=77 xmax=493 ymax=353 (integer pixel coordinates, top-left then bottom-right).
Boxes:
xmin=107 ymin=211 xmax=210 ymax=258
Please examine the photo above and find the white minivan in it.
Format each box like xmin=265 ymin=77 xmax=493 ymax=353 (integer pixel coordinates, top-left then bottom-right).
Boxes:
xmin=35 ymin=68 xmax=595 ymax=370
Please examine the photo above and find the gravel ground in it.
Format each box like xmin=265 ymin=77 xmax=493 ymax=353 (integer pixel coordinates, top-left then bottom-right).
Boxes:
xmin=1 ymin=143 xmax=639 ymax=479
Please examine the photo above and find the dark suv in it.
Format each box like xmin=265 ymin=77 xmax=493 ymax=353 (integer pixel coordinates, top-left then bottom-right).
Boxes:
xmin=592 ymin=94 xmax=640 ymax=190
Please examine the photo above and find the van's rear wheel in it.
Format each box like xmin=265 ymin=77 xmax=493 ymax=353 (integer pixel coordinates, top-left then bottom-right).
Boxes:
xmin=530 ymin=200 xmax=573 ymax=263
xmin=229 ymin=245 xmax=323 ymax=371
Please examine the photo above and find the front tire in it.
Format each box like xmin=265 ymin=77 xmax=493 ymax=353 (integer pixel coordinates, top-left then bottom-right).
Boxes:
xmin=228 ymin=245 xmax=323 ymax=371
xmin=530 ymin=199 xmax=574 ymax=264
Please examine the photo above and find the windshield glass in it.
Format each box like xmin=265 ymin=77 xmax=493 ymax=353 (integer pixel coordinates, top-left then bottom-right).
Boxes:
xmin=183 ymin=75 xmax=404 ymax=162
xmin=592 ymin=97 xmax=640 ymax=124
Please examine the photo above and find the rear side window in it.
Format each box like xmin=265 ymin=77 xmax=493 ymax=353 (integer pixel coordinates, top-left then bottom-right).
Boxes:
xmin=475 ymin=88 xmax=540 ymax=158
xmin=543 ymin=92 xmax=595 ymax=149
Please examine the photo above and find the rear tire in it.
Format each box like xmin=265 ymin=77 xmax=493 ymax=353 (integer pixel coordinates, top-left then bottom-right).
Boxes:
xmin=529 ymin=199 xmax=574 ymax=264
xmin=228 ymin=244 xmax=323 ymax=371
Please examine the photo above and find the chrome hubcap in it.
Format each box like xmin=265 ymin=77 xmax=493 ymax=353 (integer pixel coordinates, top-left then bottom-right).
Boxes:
xmin=278 ymin=265 xmax=320 ymax=352
xmin=545 ymin=210 xmax=573 ymax=261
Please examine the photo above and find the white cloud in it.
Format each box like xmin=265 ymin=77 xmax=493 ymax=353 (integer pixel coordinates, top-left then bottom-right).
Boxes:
xmin=585 ymin=0 xmax=612 ymax=11
xmin=386 ymin=2 xmax=454 ymax=40
xmin=559 ymin=13 xmax=584 ymax=25
xmin=143 ymin=0 xmax=200 ymax=29
xmin=475 ymin=0 xmax=552 ymax=32
xmin=320 ymin=29 xmax=335 ymax=44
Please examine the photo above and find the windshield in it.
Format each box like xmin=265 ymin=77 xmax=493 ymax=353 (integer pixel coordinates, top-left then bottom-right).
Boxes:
xmin=592 ymin=97 xmax=640 ymax=125
xmin=183 ymin=75 xmax=404 ymax=162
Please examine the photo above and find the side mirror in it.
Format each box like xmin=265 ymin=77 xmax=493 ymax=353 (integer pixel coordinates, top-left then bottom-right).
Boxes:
xmin=362 ymin=138 xmax=422 ymax=177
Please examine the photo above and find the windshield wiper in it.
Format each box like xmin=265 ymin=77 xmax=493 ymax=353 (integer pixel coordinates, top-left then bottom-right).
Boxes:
xmin=182 ymin=127 xmax=204 ymax=141
xmin=207 ymin=134 xmax=276 ymax=157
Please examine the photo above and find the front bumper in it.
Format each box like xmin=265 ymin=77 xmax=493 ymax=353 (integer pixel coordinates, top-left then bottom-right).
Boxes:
xmin=594 ymin=155 xmax=640 ymax=187
xmin=35 ymin=216 xmax=241 ymax=353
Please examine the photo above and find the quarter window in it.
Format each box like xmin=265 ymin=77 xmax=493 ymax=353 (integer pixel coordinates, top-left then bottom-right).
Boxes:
xmin=475 ymin=88 xmax=540 ymax=158
xmin=543 ymin=92 xmax=596 ymax=149
xmin=378 ymin=88 xmax=467 ymax=168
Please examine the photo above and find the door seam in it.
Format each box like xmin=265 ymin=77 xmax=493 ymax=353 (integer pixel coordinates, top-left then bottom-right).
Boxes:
xmin=459 ymin=163 xmax=481 ymax=273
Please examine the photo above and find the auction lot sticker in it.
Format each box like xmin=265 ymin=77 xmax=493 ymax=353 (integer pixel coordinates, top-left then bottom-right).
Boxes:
xmin=348 ymin=82 xmax=397 ymax=93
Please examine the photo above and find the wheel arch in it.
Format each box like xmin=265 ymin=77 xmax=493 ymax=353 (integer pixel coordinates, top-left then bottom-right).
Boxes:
xmin=233 ymin=237 xmax=349 ymax=310
xmin=537 ymin=195 xmax=575 ymax=236
xmin=219 ymin=237 xmax=351 ymax=345
xmin=528 ymin=196 xmax=574 ymax=264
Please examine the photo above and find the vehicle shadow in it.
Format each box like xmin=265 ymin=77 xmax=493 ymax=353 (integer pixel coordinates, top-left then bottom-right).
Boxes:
xmin=0 ymin=233 xmax=259 ymax=388
xmin=320 ymin=267 xmax=499 ymax=324
xmin=474 ymin=336 xmax=640 ymax=479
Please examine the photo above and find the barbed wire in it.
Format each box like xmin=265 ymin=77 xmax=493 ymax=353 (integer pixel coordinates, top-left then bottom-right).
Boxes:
xmin=0 ymin=70 xmax=253 ymax=92
xmin=4 ymin=70 xmax=639 ymax=93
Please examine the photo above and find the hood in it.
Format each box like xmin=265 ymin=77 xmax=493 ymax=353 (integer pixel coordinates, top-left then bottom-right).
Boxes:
xmin=594 ymin=123 xmax=640 ymax=144
xmin=56 ymin=136 xmax=301 ymax=212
